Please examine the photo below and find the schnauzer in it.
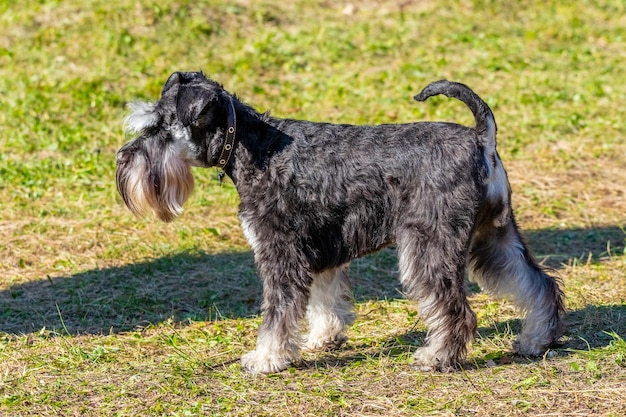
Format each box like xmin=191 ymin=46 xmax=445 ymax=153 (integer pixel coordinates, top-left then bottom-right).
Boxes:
xmin=116 ymin=72 xmax=565 ymax=374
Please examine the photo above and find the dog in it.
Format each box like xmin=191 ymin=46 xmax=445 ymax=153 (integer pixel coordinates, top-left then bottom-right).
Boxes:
xmin=116 ymin=72 xmax=565 ymax=374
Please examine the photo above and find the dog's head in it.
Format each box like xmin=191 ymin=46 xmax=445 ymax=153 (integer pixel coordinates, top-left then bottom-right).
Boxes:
xmin=116 ymin=71 xmax=233 ymax=222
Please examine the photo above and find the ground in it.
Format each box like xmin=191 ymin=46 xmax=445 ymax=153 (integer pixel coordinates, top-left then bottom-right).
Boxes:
xmin=0 ymin=0 xmax=625 ymax=415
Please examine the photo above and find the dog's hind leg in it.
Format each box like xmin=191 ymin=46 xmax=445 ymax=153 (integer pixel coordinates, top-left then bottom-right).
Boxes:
xmin=397 ymin=228 xmax=477 ymax=371
xmin=468 ymin=215 xmax=565 ymax=356
xmin=304 ymin=264 xmax=355 ymax=352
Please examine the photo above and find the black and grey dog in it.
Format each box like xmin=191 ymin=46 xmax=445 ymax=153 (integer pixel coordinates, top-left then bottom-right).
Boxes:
xmin=116 ymin=72 xmax=564 ymax=374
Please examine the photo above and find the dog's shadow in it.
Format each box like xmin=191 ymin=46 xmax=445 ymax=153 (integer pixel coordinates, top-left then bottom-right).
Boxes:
xmin=1 ymin=250 xmax=261 ymax=335
xmin=2 ymin=226 xmax=624 ymax=363
xmin=524 ymin=225 xmax=625 ymax=269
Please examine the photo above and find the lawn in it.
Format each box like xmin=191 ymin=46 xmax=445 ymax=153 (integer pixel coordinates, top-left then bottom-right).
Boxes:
xmin=1 ymin=0 xmax=625 ymax=415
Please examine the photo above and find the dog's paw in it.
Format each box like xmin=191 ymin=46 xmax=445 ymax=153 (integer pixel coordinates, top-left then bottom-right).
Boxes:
xmin=240 ymin=350 xmax=292 ymax=374
xmin=412 ymin=347 xmax=455 ymax=372
xmin=512 ymin=336 xmax=547 ymax=356
xmin=304 ymin=334 xmax=348 ymax=352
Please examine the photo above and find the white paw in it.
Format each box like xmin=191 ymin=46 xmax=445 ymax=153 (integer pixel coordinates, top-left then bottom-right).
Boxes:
xmin=412 ymin=347 xmax=440 ymax=371
xmin=304 ymin=334 xmax=347 ymax=352
xmin=240 ymin=350 xmax=292 ymax=374
xmin=412 ymin=347 xmax=454 ymax=372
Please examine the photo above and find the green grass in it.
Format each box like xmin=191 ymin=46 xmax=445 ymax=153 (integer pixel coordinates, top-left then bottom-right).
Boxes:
xmin=1 ymin=0 xmax=626 ymax=415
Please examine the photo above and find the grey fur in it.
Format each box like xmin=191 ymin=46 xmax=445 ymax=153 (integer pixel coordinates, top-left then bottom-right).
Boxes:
xmin=116 ymin=72 xmax=565 ymax=374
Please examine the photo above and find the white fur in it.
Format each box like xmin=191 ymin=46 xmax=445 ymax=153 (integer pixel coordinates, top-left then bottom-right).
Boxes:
xmin=241 ymin=325 xmax=302 ymax=374
xmin=160 ymin=145 xmax=194 ymax=218
xmin=241 ymin=332 xmax=299 ymax=374
xmin=305 ymin=265 xmax=355 ymax=351
xmin=124 ymin=101 xmax=159 ymax=134
xmin=412 ymin=293 xmax=453 ymax=371
xmin=412 ymin=346 xmax=444 ymax=372
xmin=122 ymin=156 xmax=152 ymax=217
xmin=469 ymin=225 xmax=561 ymax=355
xmin=469 ymin=230 xmax=528 ymax=301
xmin=240 ymin=216 xmax=261 ymax=253
xmin=118 ymin=141 xmax=194 ymax=222
xmin=169 ymin=123 xmax=192 ymax=143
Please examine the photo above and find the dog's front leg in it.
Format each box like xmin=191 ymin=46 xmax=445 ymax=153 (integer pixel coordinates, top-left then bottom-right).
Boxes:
xmin=241 ymin=264 xmax=311 ymax=374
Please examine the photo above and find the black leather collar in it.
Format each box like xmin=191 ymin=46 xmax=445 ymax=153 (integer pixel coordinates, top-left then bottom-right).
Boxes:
xmin=215 ymin=97 xmax=237 ymax=184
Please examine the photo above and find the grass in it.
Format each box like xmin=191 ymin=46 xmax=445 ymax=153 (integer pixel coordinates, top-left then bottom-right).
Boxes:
xmin=1 ymin=0 xmax=625 ymax=415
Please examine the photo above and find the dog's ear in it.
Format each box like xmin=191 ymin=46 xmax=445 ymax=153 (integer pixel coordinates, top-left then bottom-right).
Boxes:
xmin=162 ymin=72 xmax=182 ymax=96
xmin=176 ymin=85 xmax=217 ymax=127
xmin=162 ymin=71 xmax=207 ymax=97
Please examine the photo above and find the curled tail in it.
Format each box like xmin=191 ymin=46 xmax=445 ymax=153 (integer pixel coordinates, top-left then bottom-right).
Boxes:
xmin=416 ymin=80 xmax=511 ymax=228
xmin=414 ymin=80 xmax=497 ymax=150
